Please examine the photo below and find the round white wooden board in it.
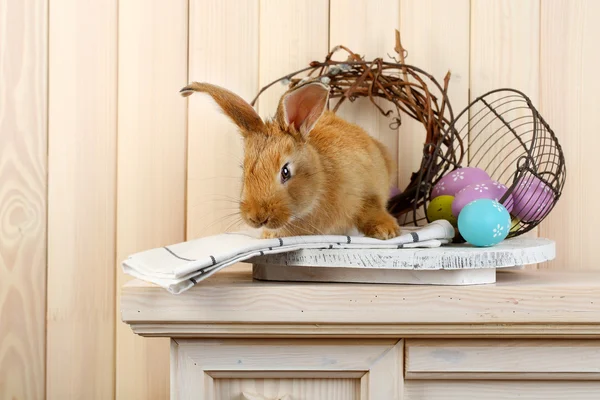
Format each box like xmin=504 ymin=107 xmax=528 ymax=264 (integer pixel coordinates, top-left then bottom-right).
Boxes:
xmin=251 ymin=237 xmax=555 ymax=286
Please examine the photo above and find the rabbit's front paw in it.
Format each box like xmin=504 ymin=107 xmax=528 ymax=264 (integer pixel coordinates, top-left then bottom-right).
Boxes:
xmin=261 ymin=229 xmax=279 ymax=239
xmin=359 ymin=211 xmax=402 ymax=240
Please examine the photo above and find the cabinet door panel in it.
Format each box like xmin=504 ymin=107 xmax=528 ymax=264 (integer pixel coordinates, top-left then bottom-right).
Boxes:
xmin=406 ymin=339 xmax=600 ymax=380
xmin=171 ymin=339 xmax=403 ymax=400
xmin=405 ymin=381 xmax=600 ymax=400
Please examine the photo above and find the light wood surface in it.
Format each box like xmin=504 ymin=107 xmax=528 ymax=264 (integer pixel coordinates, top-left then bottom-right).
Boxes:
xmin=257 ymin=0 xmax=329 ymax=118
xmin=115 ymin=0 xmax=188 ymax=398
xmin=253 ymin=264 xmax=497 ymax=285
xmin=539 ymin=0 xmax=599 ymax=270
xmin=398 ymin=0 xmax=470 ymax=190
xmin=0 ymin=0 xmax=47 ymax=398
xmin=218 ymin=378 xmax=360 ymax=400
xmin=46 ymin=0 xmax=117 ymax=398
xmin=404 ymin=381 xmax=600 ymax=400
xmin=405 ymin=339 xmax=600 ymax=380
xmin=186 ymin=0 xmax=259 ymax=239
xmin=329 ymin=0 xmax=400 ymax=186
xmin=121 ymin=269 xmax=600 ymax=337
xmin=171 ymin=339 xmax=402 ymax=400
xmin=250 ymin=236 xmax=555 ymax=269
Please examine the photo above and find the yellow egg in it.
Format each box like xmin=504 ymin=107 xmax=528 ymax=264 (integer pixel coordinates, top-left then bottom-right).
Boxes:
xmin=510 ymin=217 xmax=521 ymax=233
xmin=427 ymin=195 xmax=457 ymax=226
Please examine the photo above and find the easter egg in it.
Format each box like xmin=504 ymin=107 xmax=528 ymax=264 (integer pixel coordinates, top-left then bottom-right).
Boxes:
xmin=432 ymin=167 xmax=491 ymax=197
xmin=510 ymin=218 xmax=521 ymax=233
xmin=426 ymin=195 xmax=457 ymax=226
xmin=511 ymin=176 xmax=554 ymax=222
xmin=389 ymin=186 xmax=401 ymax=198
xmin=451 ymin=179 xmax=514 ymax=217
xmin=457 ymin=199 xmax=511 ymax=247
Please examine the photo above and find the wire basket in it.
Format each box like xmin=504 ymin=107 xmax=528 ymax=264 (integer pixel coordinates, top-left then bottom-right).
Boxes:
xmin=410 ymin=88 xmax=566 ymax=238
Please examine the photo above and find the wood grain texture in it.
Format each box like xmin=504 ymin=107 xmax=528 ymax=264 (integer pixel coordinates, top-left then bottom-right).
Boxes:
xmin=365 ymin=340 xmax=403 ymax=400
xmin=172 ymin=339 xmax=400 ymax=400
xmin=216 ymin=378 xmax=360 ymax=400
xmin=329 ymin=0 xmax=400 ymax=186
xmin=257 ymin=0 xmax=329 ymax=117
xmin=130 ymin=322 xmax=600 ymax=339
xmin=406 ymin=339 xmax=600 ymax=379
xmin=404 ymin=381 xmax=600 ymax=400
xmin=46 ymin=0 xmax=116 ymax=398
xmin=398 ymin=0 xmax=470 ymax=192
xmin=0 ymin=0 xmax=47 ymax=398
xmin=186 ymin=0 xmax=259 ymax=239
xmin=253 ymin=264 xmax=496 ymax=285
xmin=122 ymin=269 xmax=600 ymax=334
xmin=251 ymin=236 xmax=554 ymax=269
xmin=539 ymin=0 xmax=598 ymax=270
xmin=115 ymin=1 xmax=188 ymax=399
xmin=470 ymin=0 xmax=539 ymax=110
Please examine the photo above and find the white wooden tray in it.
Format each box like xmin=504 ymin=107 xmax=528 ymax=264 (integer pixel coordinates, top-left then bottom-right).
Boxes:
xmin=250 ymin=237 xmax=555 ymax=285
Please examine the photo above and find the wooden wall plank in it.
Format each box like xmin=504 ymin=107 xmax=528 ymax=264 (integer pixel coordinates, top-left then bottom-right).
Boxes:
xmin=0 ymin=0 xmax=47 ymax=398
xmin=398 ymin=0 xmax=470 ymax=192
xmin=186 ymin=0 xmax=259 ymax=238
xmin=539 ymin=0 xmax=598 ymax=270
xmin=470 ymin=0 xmax=540 ymax=111
xmin=258 ymin=0 xmax=329 ymax=117
xmin=115 ymin=1 xmax=188 ymax=398
xmin=328 ymin=0 xmax=399 ymax=187
xmin=46 ymin=0 xmax=117 ymax=398
xmin=469 ymin=0 xmax=540 ymax=241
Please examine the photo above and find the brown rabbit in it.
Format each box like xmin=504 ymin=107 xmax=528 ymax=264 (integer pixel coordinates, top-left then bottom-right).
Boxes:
xmin=180 ymin=80 xmax=401 ymax=240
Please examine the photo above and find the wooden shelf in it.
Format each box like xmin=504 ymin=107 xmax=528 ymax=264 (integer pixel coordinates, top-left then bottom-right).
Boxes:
xmin=121 ymin=265 xmax=600 ymax=338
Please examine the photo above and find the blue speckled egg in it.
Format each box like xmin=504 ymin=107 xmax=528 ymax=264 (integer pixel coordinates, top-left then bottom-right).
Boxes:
xmin=457 ymin=199 xmax=511 ymax=247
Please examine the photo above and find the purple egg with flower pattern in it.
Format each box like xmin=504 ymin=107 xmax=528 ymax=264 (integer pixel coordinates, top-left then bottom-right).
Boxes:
xmin=432 ymin=167 xmax=491 ymax=197
xmin=512 ymin=175 xmax=554 ymax=222
xmin=451 ymin=179 xmax=514 ymax=217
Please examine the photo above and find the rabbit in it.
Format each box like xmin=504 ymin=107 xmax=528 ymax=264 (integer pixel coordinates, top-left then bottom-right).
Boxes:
xmin=180 ymin=80 xmax=401 ymax=240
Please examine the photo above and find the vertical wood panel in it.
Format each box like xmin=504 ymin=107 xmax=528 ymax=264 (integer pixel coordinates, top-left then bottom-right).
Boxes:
xmin=329 ymin=0 xmax=400 ymax=187
xmin=470 ymin=0 xmax=539 ymax=107
xmin=116 ymin=0 xmax=188 ymax=398
xmin=0 ymin=0 xmax=47 ymax=398
xmin=539 ymin=0 xmax=598 ymax=270
xmin=47 ymin=0 xmax=117 ymax=398
xmin=258 ymin=0 xmax=329 ymax=117
xmin=470 ymin=0 xmax=540 ymax=241
xmin=187 ymin=0 xmax=259 ymax=238
xmin=398 ymin=0 xmax=470 ymax=190
xmin=215 ymin=378 xmax=360 ymax=399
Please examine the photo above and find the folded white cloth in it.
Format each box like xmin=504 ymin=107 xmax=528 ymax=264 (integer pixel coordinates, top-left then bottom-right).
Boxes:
xmin=121 ymin=220 xmax=455 ymax=294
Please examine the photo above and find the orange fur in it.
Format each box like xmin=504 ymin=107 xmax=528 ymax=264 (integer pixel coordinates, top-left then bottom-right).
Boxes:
xmin=181 ymin=81 xmax=401 ymax=239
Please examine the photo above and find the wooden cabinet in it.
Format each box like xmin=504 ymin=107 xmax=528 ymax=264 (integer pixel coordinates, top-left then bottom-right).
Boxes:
xmin=121 ymin=267 xmax=600 ymax=399
xmin=171 ymin=339 xmax=402 ymax=399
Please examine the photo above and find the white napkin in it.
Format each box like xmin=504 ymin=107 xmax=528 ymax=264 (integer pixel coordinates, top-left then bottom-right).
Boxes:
xmin=121 ymin=220 xmax=455 ymax=294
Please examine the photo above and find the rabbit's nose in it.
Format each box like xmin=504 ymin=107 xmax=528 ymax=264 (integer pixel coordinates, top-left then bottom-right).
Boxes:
xmin=249 ymin=214 xmax=269 ymax=226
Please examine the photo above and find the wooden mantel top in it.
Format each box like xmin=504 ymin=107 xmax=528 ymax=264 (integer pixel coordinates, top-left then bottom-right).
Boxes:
xmin=121 ymin=265 xmax=600 ymax=338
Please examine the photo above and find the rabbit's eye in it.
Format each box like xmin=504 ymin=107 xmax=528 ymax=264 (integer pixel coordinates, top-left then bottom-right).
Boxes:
xmin=280 ymin=163 xmax=292 ymax=183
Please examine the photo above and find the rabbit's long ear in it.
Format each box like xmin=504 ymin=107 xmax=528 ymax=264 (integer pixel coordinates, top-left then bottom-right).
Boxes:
xmin=276 ymin=82 xmax=330 ymax=138
xmin=180 ymin=82 xmax=265 ymax=135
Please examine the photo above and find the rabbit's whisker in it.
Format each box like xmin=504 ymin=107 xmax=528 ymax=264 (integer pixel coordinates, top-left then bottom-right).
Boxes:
xmin=196 ymin=211 xmax=242 ymax=235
